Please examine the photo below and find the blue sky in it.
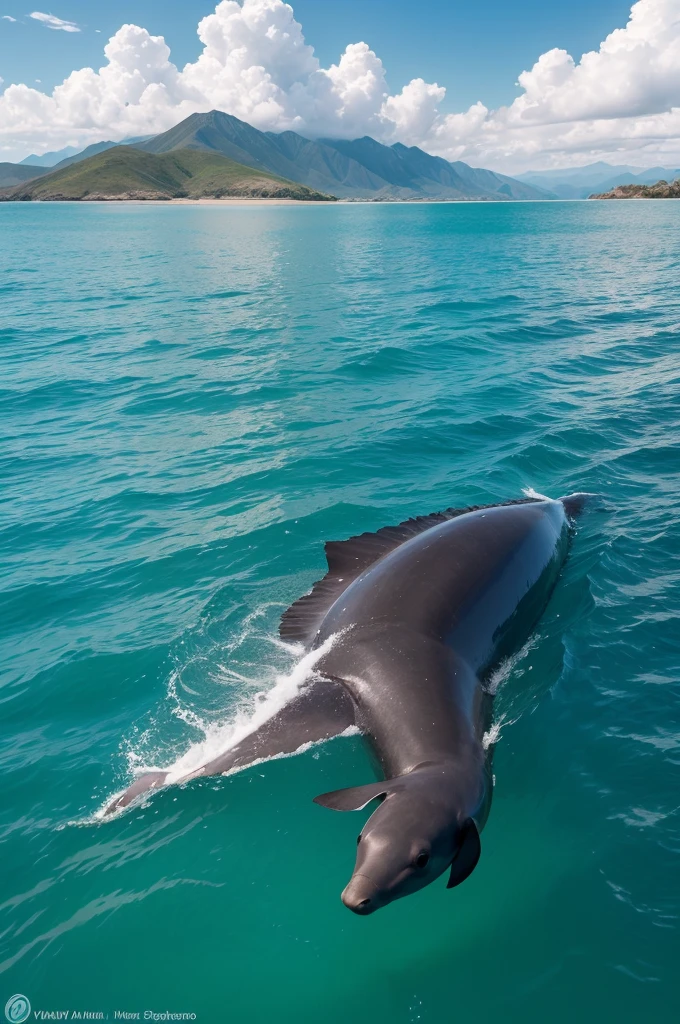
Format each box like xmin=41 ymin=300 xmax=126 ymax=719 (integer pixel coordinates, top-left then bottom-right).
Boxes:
xmin=1 ymin=1 xmax=678 ymax=171
xmin=1 ymin=0 xmax=633 ymax=112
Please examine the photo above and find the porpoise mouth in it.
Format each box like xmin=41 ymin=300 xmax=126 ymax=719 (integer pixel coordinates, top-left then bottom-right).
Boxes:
xmin=341 ymin=873 xmax=381 ymax=915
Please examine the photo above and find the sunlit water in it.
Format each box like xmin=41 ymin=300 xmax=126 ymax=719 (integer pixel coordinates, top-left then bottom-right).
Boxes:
xmin=1 ymin=201 xmax=678 ymax=1022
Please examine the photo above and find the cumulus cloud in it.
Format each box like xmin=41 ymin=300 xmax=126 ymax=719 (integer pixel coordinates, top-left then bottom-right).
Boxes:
xmin=30 ymin=11 xmax=81 ymax=33
xmin=1 ymin=0 xmax=680 ymax=170
xmin=441 ymin=0 xmax=680 ymax=168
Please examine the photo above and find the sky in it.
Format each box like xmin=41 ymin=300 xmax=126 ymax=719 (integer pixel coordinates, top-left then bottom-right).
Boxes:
xmin=0 ymin=0 xmax=678 ymax=172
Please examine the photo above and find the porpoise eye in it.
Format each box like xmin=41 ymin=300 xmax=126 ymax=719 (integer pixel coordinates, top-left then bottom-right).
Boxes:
xmin=414 ymin=852 xmax=430 ymax=869
xmin=357 ymin=834 xmax=362 ymax=845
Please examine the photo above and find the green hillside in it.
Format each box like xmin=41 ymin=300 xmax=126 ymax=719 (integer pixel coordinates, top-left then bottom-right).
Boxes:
xmin=0 ymin=162 xmax=47 ymax=187
xmin=0 ymin=146 xmax=336 ymax=201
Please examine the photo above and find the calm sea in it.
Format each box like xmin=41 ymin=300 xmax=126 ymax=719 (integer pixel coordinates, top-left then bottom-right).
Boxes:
xmin=1 ymin=201 xmax=678 ymax=1023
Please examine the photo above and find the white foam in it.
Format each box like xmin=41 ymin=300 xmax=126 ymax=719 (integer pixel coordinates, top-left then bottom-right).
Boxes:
xmin=482 ymin=713 xmax=521 ymax=750
xmin=482 ymin=719 xmax=502 ymax=749
xmin=481 ymin=636 xmax=538 ymax=749
xmin=522 ymin=486 xmax=553 ymax=501
xmin=484 ymin=636 xmax=537 ymax=696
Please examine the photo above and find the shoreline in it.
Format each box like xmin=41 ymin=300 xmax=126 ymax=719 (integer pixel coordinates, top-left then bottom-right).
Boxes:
xmin=3 ymin=197 xmax=680 ymax=207
xmin=170 ymin=198 xmax=334 ymax=205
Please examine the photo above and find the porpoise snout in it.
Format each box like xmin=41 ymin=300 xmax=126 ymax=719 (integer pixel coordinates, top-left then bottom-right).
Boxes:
xmin=341 ymin=873 xmax=381 ymax=915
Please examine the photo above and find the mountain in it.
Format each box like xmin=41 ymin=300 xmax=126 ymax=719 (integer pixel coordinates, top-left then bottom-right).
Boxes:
xmin=137 ymin=110 xmax=551 ymax=200
xmin=518 ymin=162 xmax=641 ymax=186
xmin=19 ymin=135 xmax=153 ymax=169
xmin=1 ymin=136 xmax=156 ymax=189
xmin=0 ymin=162 xmax=48 ymax=187
xmin=49 ymin=140 xmax=124 ymax=170
xmin=448 ymin=158 xmax=547 ymax=200
xmin=6 ymin=110 xmax=549 ymax=201
xmin=137 ymin=112 xmax=403 ymax=197
xmin=0 ymin=146 xmax=335 ymax=202
xmin=19 ymin=144 xmax=82 ymax=167
xmin=590 ymin=178 xmax=680 ymax=199
xmin=320 ymin=137 xmax=549 ymax=200
xmin=517 ymin=162 xmax=680 ymax=199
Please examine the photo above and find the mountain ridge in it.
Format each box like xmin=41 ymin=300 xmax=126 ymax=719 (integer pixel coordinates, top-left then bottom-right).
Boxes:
xmin=136 ymin=110 xmax=551 ymax=200
xmin=2 ymin=110 xmax=552 ymax=200
xmin=18 ymin=136 xmax=153 ymax=168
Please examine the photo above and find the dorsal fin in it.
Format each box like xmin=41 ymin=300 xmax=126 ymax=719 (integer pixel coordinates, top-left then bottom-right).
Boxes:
xmin=279 ymin=497 xmax=538 ymax=646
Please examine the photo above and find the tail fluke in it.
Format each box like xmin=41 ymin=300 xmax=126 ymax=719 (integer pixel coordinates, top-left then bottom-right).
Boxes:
xmin=560 ymin=492 xmax=597 ymax=520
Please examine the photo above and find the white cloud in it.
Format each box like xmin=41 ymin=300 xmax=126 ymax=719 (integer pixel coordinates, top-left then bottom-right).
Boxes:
xmin=30 ymin=11 xmax=81 ymax=33
xmin=432 ymin=0 xmax=680 ymax=169
xmin=1 ymin=0 xmax=679 ymax=170
xmin=2 ymin=14 xmax=17 ymax=20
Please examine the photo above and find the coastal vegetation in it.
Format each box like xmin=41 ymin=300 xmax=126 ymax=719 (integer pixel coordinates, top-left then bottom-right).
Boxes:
xmin=590 ymin=178 xmax=680 ymax=199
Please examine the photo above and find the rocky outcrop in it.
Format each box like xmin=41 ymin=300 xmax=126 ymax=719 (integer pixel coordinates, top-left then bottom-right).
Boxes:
xmin=590 ymin=178 xmax=680 ymax=199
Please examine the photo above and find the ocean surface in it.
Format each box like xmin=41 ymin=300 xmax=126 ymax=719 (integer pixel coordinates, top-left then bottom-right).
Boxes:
xmin=1 ymin=201 xmax=678 ymax=1023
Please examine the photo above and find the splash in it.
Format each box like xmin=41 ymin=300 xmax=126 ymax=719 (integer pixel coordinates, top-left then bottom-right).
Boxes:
xmin=483 ymin=716 xmax=513 ymax=750
xmin=97 ymin=631 xmax=345 ymax=818
xmin=160 ymin=631 xmax=343 ymax=785
xmin=484 ymin=636 xmax=538 ymax=697
xmin=522 ymin=486 xmax=553 ymax=501
xmin=482 ymin=636 xmax=538 ymax=748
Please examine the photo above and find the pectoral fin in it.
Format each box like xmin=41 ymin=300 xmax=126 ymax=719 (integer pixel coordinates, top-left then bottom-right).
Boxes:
xmin=314 ymin=777 xmax=403 ymax=811
xmin=447 ymin=819 xmax=481 ymax=888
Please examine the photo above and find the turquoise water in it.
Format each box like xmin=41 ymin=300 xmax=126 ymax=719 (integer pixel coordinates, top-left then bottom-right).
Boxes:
xmin=1 ymin=201 xmax=678 ymax=1022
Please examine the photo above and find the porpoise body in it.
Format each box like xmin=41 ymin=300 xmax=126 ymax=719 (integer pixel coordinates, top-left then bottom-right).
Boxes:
xmin=105 ymin=494 xmax=589 ymax=914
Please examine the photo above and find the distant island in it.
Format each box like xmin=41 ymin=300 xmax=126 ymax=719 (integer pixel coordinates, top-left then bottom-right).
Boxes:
xmin=0 ymin=108 xmax=552 ymax=203
xmin=590 ymin=178 xmax=680 ymax=199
